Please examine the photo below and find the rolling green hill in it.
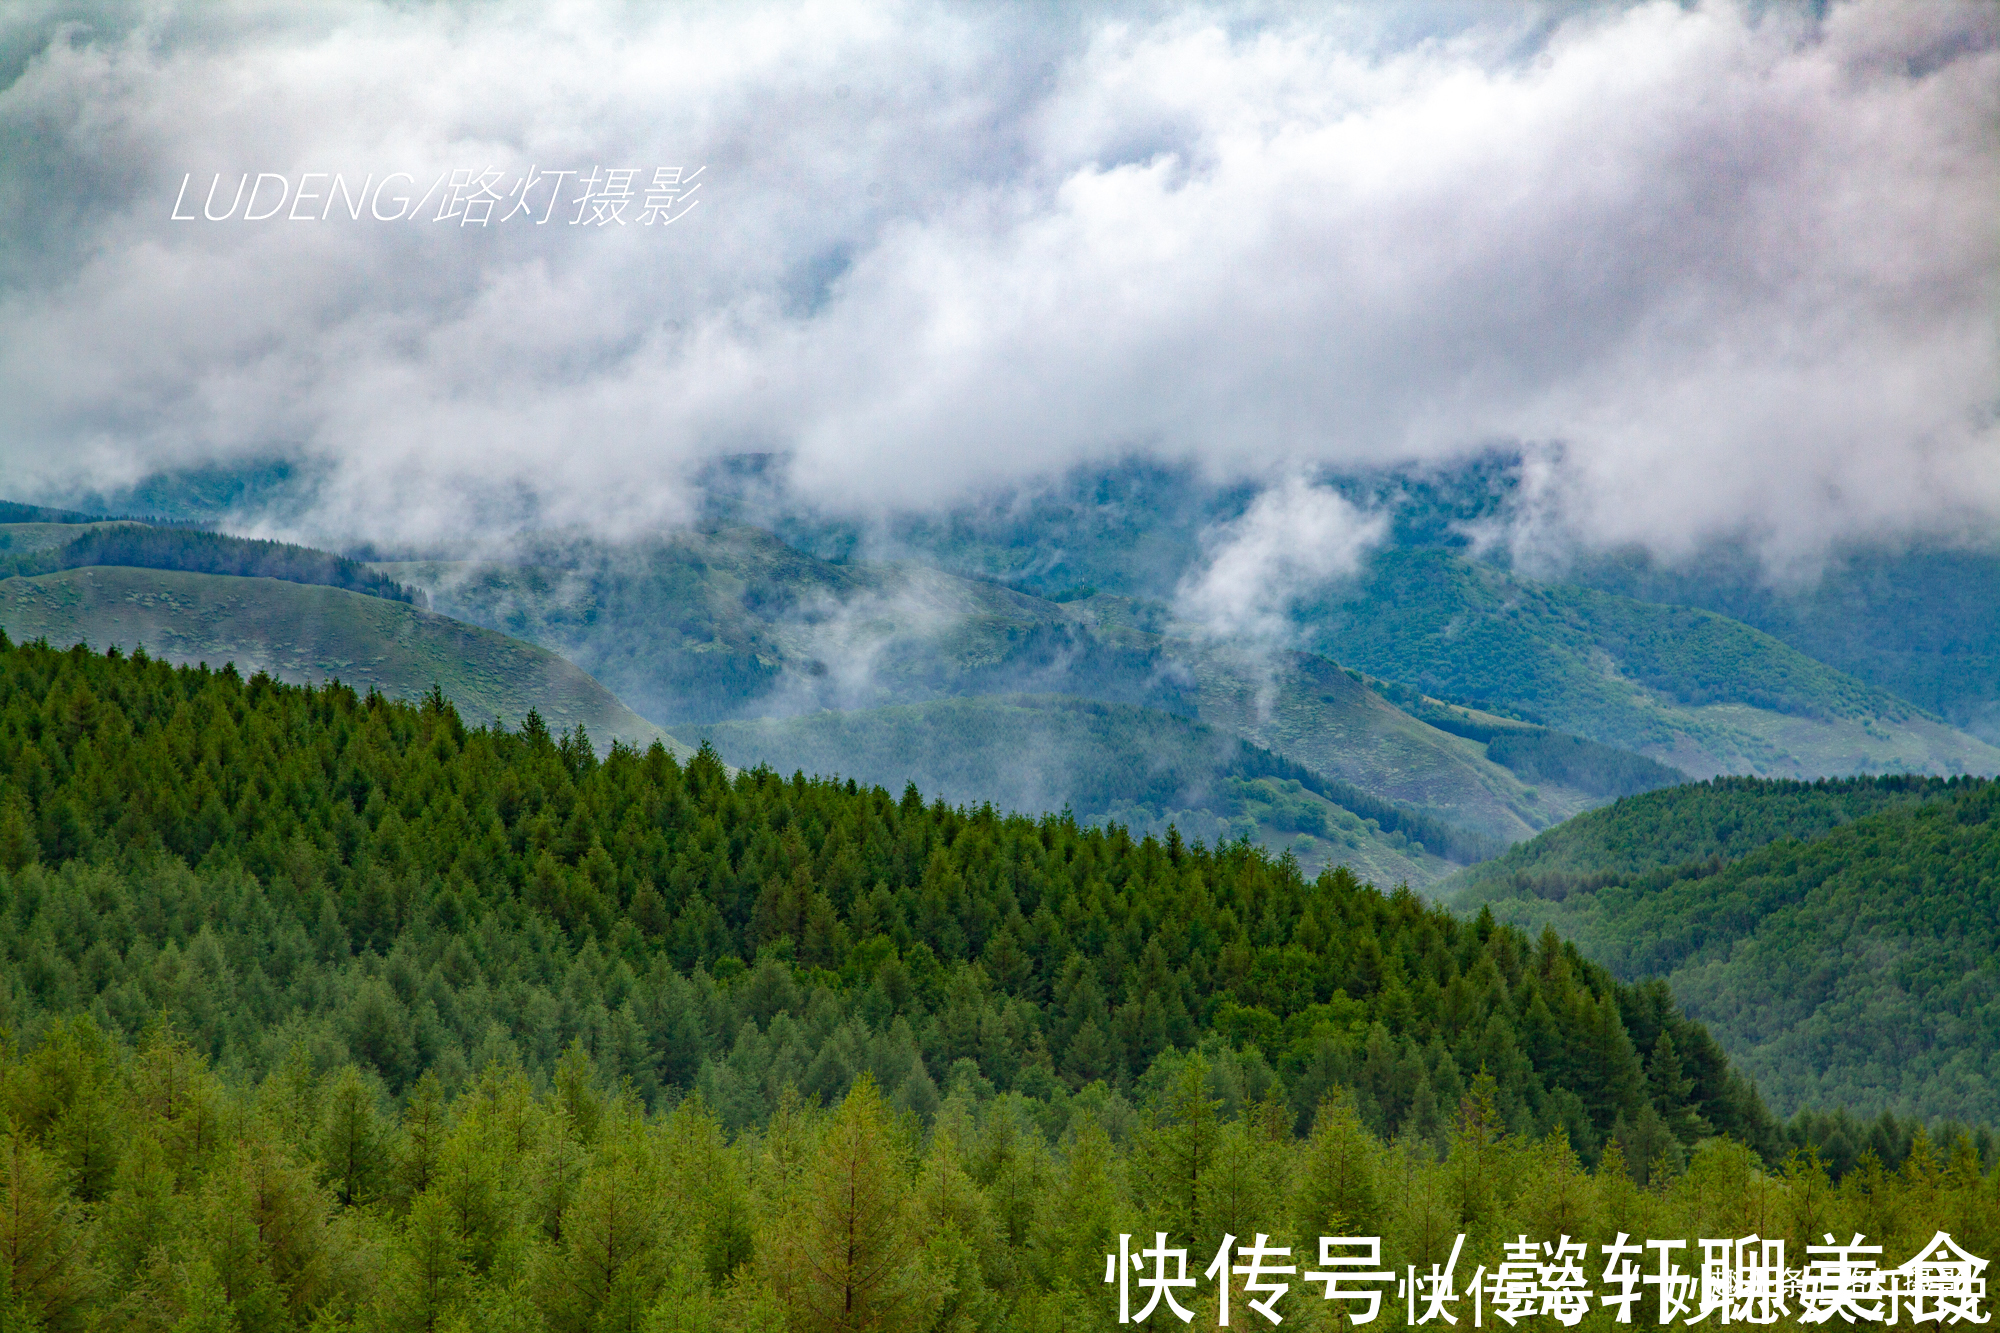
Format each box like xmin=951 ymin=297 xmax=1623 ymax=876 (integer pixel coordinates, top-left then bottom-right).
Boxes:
xmin=1446 ymin=776 xmax=2000 ymax=1121
xmin=1301 ymin=548 xmax=2000 ymax=779
xmin=0 ymin=565 xmax=687 ymax=756
xmin=691 ymin=693 xmax=1501 ymax=888
xmin=1575 ymin=543 xmax=2000 ymax=746
xmin=376 ymin=527 xmax=1177 ymax=725
xmin=0 ymin=521 xmax=417 ymax=603
xmin=1159 ymin=637 xmax=1641 ymax=844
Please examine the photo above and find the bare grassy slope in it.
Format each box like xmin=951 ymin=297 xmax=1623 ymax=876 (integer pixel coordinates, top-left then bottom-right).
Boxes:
xmin=0 ymin=565 xmax=690 ymax=756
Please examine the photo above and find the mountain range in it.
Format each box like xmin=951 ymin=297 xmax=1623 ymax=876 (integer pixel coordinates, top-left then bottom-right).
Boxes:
xmin=7 ymin=466 xmax=1999 ymax=894
xmin=1 ymin=477 xmax=1997 ymax=1200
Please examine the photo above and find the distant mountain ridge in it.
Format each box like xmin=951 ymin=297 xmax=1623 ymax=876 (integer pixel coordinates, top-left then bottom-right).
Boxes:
xmin=379 ymin=519 xmax=1997 ymax=847
xmin=1572 ymin=543 xmax=2000 ymax=746
xmin=25 ymin=454 xmax=2000 ymax=757
xmin=693 ymin=692 xmax=1501 ymax=885
xmin=1300 ymin=548 xmax=2000 ymax=779
xmin=382 ymin=527 xmax=1640 ymax=861
xmin=0 ymin=518 xmax=689 ymax=758
xmin=712 ymin=458 xmax=2000 ymax=775
xmin=1 ymin=523 xmax=418 ymax=604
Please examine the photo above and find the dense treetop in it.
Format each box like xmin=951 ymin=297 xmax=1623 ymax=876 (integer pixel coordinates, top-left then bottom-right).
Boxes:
xmin=1447 ymin=775 xmax=1960 ymax=904
xmin=0 ymin=1024 xmax=1993 ymax=1333
xmin=1 ymin=630 xmax=1997 ymax=1333
xmin=0 ymin=631 xmax=1766 ymax=1168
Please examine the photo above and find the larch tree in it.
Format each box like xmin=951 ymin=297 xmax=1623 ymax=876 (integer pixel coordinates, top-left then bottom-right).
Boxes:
xmin=772 ymin=1076 xmax=927 ymax=1333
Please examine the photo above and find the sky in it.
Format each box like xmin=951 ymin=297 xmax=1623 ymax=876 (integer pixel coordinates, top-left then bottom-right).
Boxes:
xmin=0 ymin=0 xmax=1994 ymax=573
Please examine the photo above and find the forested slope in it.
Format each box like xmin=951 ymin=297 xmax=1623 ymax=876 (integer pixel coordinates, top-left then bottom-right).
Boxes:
xmin=0 ymin=634 xmax=1995 ymax=1331
xmin=0 ymin=633 xmax=1744 ymax=1154
xmin=1444 ymin=775 xmax=1953 ymax=903
xmin=1448 ymin=777 xmax=2000 ymax=1122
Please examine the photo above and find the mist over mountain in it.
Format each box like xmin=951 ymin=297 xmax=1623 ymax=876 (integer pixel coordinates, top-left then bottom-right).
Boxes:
xmin=3 ymin=2 xmax=1994 ymax=567
xmin=6 ymin=0 xmax=1992 ymax=793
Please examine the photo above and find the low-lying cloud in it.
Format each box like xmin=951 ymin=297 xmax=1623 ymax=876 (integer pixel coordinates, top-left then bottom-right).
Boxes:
xmin=1 ymin=0 xmax=1994 ymax=570
xmin=1177 ymin=478 xmax=1387 ymax=643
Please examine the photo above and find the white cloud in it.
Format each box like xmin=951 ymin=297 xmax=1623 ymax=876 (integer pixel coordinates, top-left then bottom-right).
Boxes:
xmin=0 ymin=0 xmax=1993 ymax=565
xmin=1176 ymin=477 xmax=1387 ymax=642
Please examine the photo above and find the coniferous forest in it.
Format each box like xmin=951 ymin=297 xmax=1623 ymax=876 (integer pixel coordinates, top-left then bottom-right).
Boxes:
xmin=0 ymin=633 xmax=1995 ymax=1331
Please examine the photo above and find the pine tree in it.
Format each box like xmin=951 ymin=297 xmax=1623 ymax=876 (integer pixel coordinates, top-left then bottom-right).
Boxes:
xmin=0 ymin=793 xmax=37 ymax=875
xmin=1202 ymin=1119 xmax=1276 ymax=1252
xmin=128 ymin=1023 xmax=224 ymax=1179
xmin=196 ymin=1141 xmax=332 ymax=1328
xmin=1133 ymin=1056 xmax=1221 ymax=1249
xmin=551 ymin=1043 xmax=604 ymax=1149
xmin=537 ymin=1122 xmax=663 ymax=1333
xmin=1646 ymin=1031 xmax=1706 ymax=1144
xmin=91 ymin=1132 xmax=177 ymax=1287
xmin=1291 ymin=1091 xmax=1380 ymax=1244
xmin=9 ymin=1018 xmax=120 ymax=1204
xmin=1445 ymin=1071 xmax=1504 ymax=1237
xmin=376 ymin=1191 xmax=470 ymax=1333
xmin=317 ymin=1065 xmax=385 ymax=1209
xmin=166 ymin=1255 xmax=235 ymax=1333
xmin=396 ymin=1070 xmax=449 ymax=1207
xmin=1027 ymin=1112 xmax=1121 ymax=1301
xmin=771 ymin=1076 xmax=925 ymax=1333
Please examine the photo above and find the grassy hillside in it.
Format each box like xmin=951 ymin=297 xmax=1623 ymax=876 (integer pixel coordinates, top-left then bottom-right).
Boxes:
xmin=378 ymin=528 xmax=1176 ymax=726
xmin=0 ymin=566 xmax=687 ymax=756
xmin=1301 ymin=548 xmax=2000 ymax=779
xmin=0 ymin=519 xmax=148 ymax=556
xmin=1166 ymin=640 xmax=1616 ymax=844
xmin=690 ymin=693 xmax=1500 ymax=888
xmin=1446 ymin=776 xmax=2000 ymax=1121
xmin=1577 ymin=543 xmax=2000 ymax=745
xmin=1372 ymin=686 xmax=1689 ymax=798
xmin=0 ymin=521 xmax=416 ymax=603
